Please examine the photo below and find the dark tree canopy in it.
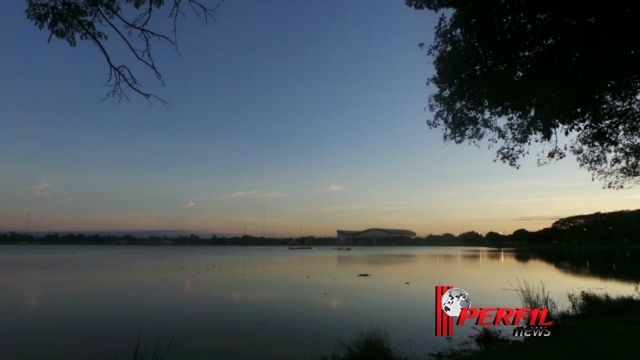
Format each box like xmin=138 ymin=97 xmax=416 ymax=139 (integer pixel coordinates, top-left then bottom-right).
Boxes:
xmin=407 ymin=0 xmax=640 ymax=189
xmin=26 ymin=0 xmax=224 ymax=105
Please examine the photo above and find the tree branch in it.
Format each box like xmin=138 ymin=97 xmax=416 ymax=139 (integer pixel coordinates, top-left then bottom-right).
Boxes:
xmin=73 ymin=12 xmax=169 ymax=107
xmin=27 ymin=0 xmax=225 ymax=105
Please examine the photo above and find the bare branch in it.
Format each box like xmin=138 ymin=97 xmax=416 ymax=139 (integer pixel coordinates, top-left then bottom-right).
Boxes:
xmin=72 ymin=12 xmax=169 ymax=107
xmin=96 ymin=8 xmax=164 ymax=83
xmin=27 ymin=0 xmax=225 ymax=105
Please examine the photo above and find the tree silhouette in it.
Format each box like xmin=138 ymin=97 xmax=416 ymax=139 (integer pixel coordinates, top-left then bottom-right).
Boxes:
xmin=26 ymin=0 xmax=224 ymax=106
xmin=407 ymin=0 xmax=640 ymax=189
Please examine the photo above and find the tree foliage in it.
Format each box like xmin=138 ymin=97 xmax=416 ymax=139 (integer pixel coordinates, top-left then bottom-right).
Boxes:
xmin=407 ymin=0 xmax=640 ymax=188
xmin=26 ymin=0 xmax=224 ymax=105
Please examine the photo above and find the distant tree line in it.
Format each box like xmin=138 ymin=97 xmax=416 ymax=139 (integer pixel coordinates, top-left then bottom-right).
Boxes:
xmin=498 ymin=209 xmax=640 ymax=246
xmin=2 ymin=209 xmax=638 ymax=246
xmin=0 ymin=233 xmax=339 ymax=246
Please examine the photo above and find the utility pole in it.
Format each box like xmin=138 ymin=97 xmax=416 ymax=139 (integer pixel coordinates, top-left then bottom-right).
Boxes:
xmin=26 ymin=210 xmax=30 ymax=234
xmin=262 ymin=207 xmax=265 ymax=238
xmin=244 ymin=227 xmax=246 ymax=236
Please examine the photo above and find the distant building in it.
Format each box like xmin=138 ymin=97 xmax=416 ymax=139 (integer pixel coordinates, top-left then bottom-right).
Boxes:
xmin=336 ymin=228 xmax=416 ymax=245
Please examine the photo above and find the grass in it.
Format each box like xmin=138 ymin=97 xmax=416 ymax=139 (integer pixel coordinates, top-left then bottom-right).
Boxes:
xmin=462 ymin=312 xmax=640 ymax=359
xmin=428 ymin=281 xmax=640 ymax=359
xmin=130 ymin=338 xmax=174 ymax=360
xmin=120 ymin=328 xmax=420 ymax=360
xmin=108 ymin=333 xmax=174 ymax=360
xmin=115 ymin=283 xmax=640 ymax=360
xmin=507 ymin=278 xmax=558 ymax=320
xmin=320 ymin=326 xmax=423 ymax=360
xmin=567 ymin=287 xmax=640 ymax=317
xmin=321 ymin=284 xmax=640 ymax=359
xmin=427 ymin=327 xmax=517 ymax=360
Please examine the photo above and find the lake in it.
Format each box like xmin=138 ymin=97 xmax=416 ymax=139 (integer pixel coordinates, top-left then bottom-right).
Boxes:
xmin=0 ymin=245 xmax=637 ymax=360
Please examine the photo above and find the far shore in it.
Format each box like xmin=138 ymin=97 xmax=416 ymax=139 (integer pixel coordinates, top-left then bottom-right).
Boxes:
xmin=2 ymin=242 xmax=640 ymax=249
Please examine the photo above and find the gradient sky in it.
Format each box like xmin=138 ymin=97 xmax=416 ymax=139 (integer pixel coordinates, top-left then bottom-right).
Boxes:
xmin=1 ymin=1 xmax=638 ymax=237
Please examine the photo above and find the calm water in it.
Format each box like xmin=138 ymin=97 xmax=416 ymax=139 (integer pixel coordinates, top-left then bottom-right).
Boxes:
xmin=0 ymin=246 xmax=637 ymax=360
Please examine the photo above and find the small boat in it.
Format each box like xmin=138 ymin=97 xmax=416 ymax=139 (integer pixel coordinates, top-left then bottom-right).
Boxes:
xmin=289 ymin=246 xmax=312 ymax=250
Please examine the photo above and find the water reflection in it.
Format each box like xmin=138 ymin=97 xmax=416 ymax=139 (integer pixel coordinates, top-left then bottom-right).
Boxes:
xmin=228 ymin=291 xmax=280 ymax=303
xmin=336 ymin=254 xmax=418 ymax=266
xmin=513 ymin=248 xmax=640 ymax=283
xmin=0 ymin=245 xmax=636 ymax=360
xmin=334 ymin=249 xmax=506 ymax=269
xmin=25 ymin=293 xmax=39 ymax=310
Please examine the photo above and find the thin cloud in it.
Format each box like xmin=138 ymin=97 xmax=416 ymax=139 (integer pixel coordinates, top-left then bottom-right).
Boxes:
xmin=306 ymin=205 xmax=371 ymax=212
xmin=200 ymin=204 xmax=209 ymax=208
xmin=512 ymin=216 xmax=563 ymax=222
xmin=220 ymin=190 xmax=286 ymax=199
xmin=34 ymin=180 xmax=50 ymax=189
xmin=317 ymin=183 xmax=343 ymax=192
xmin=63 ymin=197 xmax=75 ymax=203
xmin=256 ymin=192 xmax=288 ymax=198
xmin=221 ymin=190 xmax=260 ymax=199
xmin=28 ymin=180 xmax=51 ymax=198
xmin=183 ymin=200 xmax=195 ymax=207
xmin=383 ymin=207 xmax=403 ymax=211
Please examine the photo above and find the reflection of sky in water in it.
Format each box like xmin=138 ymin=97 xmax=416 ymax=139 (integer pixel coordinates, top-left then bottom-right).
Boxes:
xmin=0 ymin=246 xmax=636 ymax=360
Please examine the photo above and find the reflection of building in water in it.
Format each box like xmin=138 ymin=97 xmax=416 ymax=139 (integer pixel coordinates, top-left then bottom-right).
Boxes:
xmin=336 ymin=228 xmax=416 ymax=245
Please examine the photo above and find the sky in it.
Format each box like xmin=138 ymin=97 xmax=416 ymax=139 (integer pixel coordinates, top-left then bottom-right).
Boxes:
xmin=1 ymin=1 xmax=638 ymax=238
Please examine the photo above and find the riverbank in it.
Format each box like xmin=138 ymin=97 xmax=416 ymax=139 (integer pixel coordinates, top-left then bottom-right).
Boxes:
xmin=429 ymin=284 xmax=640 ymax=360
xmin=121 ymin=309 xmax=640 ymax=360
xmin=463 ymin=312 xmax=640 ymax=359
xmin=323 ymin=284 xmax=640 ymax=360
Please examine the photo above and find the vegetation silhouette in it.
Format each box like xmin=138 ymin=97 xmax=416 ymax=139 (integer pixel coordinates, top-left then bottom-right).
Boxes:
xmin=428 ymin=282 xmax=640 ymax=359
xmin=487 ymin=209 xmax=640 ymax=246
xmin=26 ymin=0 xmax=224 ymax=105
xmin=108 ymin=333 xmax=174 ymax=360
xmin=407 ymin=1 xmax=640 ymax=189
xmin=3 ymin=208 xmax=638 ymax=249
xmin=320 ymin=326 xmax=422 ymax=360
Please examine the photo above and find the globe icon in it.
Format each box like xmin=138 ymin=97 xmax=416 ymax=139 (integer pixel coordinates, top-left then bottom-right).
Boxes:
xmin=441 ymin=288 xmax=471 ymax=317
